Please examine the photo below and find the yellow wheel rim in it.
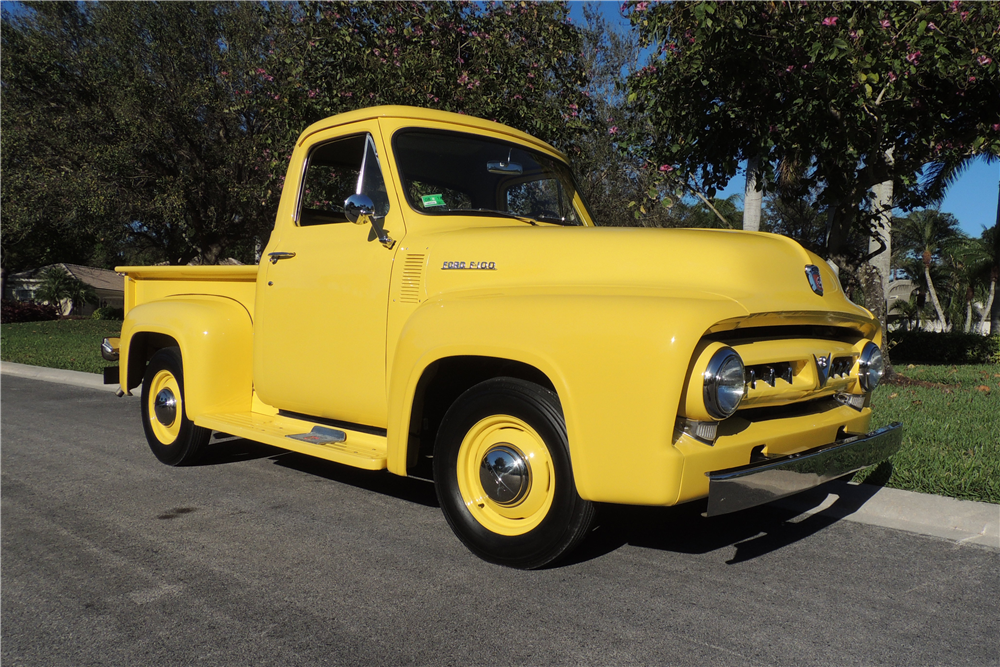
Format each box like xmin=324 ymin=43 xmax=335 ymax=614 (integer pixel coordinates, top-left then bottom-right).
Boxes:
xmin=456 ymin=415 xmax=555 ymax=536
xmin=148 ymin=369 xmax=182 ymax=445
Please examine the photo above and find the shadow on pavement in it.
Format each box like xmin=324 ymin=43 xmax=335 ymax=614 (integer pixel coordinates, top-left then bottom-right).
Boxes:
xmin=197 ymin=434 xmax=439 ymax=508
xmin=565 ymin=481 xmax=884 ymax=567
xmin=194 ymin=432 xmax=886 ymax=567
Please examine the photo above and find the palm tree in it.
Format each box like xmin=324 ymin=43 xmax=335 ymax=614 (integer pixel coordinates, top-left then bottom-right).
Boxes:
xmin=893 ymin=210 xmax=964 ymax=331
xmin=945 ymin=232 xmax=995 ymax=332
xmin=36 ymin=266 xmax=97 ymax=315
xmin=889 ymin=295 xmax=923 ymax=332
xmin=922 ymin=154 xmax=999 ymax=334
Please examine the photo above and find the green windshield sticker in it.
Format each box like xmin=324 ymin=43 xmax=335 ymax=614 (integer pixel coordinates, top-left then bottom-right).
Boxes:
xmin=422 ymin=194 xmax=446 ymax=208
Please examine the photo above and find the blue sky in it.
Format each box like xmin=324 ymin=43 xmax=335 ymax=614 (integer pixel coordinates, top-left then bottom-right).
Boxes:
xmin=569 ymin=1 xmax=999 ymax=239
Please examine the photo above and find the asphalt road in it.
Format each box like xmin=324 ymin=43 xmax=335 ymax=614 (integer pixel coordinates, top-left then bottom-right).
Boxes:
xmin=2 ymin=375 xmax=998 ymax=666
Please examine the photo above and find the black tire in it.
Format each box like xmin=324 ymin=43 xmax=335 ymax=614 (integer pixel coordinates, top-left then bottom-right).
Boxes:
xmin=433 ymin=377 xmax=595 ymax=569
xmin=140 ymin=347 xmax=211 ymax=466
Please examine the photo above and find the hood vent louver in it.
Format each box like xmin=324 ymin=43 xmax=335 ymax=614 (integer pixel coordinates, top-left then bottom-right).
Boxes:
xmin=400 ymin=253 xmax=425 ymax=303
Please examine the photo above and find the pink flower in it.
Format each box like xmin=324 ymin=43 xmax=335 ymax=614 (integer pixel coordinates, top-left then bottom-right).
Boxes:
xmin=822 ymin=16 xmax=838 ymax=26
xmin=949 ymin=0 xmax=961 ymax=11
xmin=906 ymin=51 xmax=921 ymax=64
xmin=977 ymin=55 xmax=993 ymax=66
xmin=457 ymin=73 xmax=469 ymax=85
xmin=220 ymin=71 xmax=229 ymax=77
xmin=927 ymin=22 xmax=937 ymax=31
xmin=888 ymin=71 xmax=897 ymax=82
xmin=308 ymin=89 xmax=318 ymax=98
xmin=992 ymin=124 xmax=1000 ymax=131
xmin=880 ymin=19 xmax=891 ymax=29
xmin=659 ymin=164 xmax=674 ymax=173
xmin=609 ymin=126 xmax=618 ymax=135
xmin=635 ymin=1 xmax=649 ymax=10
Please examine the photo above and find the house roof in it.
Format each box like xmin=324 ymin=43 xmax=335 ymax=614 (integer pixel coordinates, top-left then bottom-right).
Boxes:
xmin=9 ymin=263 xmax=124 ymax=293
xmin=61 ymin=264 xmax=124 ymax=292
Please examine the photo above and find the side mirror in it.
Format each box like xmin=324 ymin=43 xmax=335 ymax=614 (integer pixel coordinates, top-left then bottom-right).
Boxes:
xmin=344 ymin=194 xmax=375 ymax=226
xmin=344 ymin=194 xmax=396 ymax=249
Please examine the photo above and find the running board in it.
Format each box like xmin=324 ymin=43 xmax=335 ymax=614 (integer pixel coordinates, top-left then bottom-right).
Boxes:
xmin=195 ymin=411 xmax=388 ymax=470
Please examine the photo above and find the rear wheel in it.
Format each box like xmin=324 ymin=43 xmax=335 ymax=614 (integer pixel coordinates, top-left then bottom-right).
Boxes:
xmin=140 ymin=347 xmax=210 ymax=466
xmin=434 ymin=377 xmax=595 ymax=569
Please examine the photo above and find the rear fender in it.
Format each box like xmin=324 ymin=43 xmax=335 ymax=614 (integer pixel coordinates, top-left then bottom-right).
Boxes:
xmin=120 ymin=296 xmax=253 ymax=419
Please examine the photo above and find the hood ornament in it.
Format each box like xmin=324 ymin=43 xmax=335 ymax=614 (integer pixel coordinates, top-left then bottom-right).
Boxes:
xmin=805 ymin=265 xmax=824 ymax=296
xmin=814 ymin=353 xmax=832 ymax=388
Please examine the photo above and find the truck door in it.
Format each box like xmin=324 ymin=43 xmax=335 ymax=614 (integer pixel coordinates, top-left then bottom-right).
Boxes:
xmin=254 ymin=127 xmax=401 ymax=428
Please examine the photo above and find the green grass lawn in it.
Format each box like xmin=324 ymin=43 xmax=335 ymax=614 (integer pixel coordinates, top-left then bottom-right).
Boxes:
xmin=858 ymin=363 xmax=1000 ymax=504
xmin=3 ymin=319 xmax=998 ymax=504
xmin=1 ymin=319 xmax=122 ymax=374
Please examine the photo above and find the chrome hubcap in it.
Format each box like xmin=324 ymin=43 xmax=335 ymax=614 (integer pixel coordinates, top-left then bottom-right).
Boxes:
xmin=479 ymin=445 xmax=529 ymax=506
xmin=154 ymin=388 xmax=177 ymax=426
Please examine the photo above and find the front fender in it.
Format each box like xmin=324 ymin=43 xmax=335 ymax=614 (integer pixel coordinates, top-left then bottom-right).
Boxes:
xmin=387 ymin=290 xmax=748 ymax=505
xmin=120 ymin=296 xmax=253 ymax=419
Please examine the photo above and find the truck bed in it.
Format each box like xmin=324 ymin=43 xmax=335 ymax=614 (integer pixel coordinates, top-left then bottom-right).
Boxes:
xmin=117 ymin=265 xmax=259 ymax=317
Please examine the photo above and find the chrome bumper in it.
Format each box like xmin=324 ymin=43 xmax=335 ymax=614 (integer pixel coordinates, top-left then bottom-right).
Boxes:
xmin=101 ymin=337 xmax=120 ymax=362
xmin=705 ymin=422 xmax=903 ymax=517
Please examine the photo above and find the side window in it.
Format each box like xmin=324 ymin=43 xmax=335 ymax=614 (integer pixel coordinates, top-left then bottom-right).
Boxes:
xmin=299 ymin=134 xmax=390 ymax=226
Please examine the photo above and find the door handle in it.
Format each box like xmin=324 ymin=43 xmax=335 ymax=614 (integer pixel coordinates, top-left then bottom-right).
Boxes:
xmin=268 ymin=251 xmax=296 ymax=264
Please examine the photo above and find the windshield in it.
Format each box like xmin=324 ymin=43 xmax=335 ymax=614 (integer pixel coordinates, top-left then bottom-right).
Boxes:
xmin=392 ymin=129 xmax=589 ymax=226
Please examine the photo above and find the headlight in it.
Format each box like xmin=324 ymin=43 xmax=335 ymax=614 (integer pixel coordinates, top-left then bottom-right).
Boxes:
xmin=858 ymin=342 xmax=884 ymax=392
xmin=703 ymin=347 xmax=746 ymax=419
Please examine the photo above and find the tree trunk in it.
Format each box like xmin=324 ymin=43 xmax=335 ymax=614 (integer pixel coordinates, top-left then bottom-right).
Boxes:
xmin=866 ymin=158 xmax=894 ymax=370
xmin=983 ymin=272 xmax=996 ymax=334
xmin=860 ymin=263 xmax=893 ymax=377
xmin=924 ymin=263 xmax=948 ymax=330
xmin=868 ymin=151 xmax=893 ymax=303
xmin=991 ymin=171 xmax=1000 ymax=336
xmin=743 ymin=155 xmax=762 ymax=232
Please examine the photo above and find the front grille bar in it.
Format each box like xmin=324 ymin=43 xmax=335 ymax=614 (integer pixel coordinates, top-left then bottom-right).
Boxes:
xmin=745 ymin=362 xmax=793 ymax=389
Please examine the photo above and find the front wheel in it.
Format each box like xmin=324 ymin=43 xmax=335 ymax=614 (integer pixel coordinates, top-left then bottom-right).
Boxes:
xmin=140 ymin=347 xmax=211 ymax=466
xmin=433 ymin=378 xmax=595 ymax=569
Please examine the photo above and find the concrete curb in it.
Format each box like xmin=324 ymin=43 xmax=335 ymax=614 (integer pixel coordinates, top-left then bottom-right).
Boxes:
xmin=3 ymin=361 xmax=999 ymax=551
xmin=1 ymin=361 xmax=120 ymax=392
xmin=776 ymin=481 xmax=1000 ymax=550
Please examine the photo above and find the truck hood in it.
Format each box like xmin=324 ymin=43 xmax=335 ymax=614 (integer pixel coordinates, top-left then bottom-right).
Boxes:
xmin=409 ymin=225 xmax=868 ymax=322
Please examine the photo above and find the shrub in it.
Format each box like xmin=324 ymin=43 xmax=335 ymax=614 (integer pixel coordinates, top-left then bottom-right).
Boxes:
xmin=889 ymin=331 xmax=999 ymax=365
xmin=0 ymin=300 xmax=61 ymax=324
xmin=91 ymin=306 xmax=125 ymax=321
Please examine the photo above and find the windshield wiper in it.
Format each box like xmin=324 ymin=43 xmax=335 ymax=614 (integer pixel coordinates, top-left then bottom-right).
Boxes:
xmin=466 ymin=209 xmax=538 ymax=226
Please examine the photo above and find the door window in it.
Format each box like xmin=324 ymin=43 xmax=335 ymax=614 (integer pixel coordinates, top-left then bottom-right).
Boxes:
xmin=299 ymin=134 xmax=390 ymax=226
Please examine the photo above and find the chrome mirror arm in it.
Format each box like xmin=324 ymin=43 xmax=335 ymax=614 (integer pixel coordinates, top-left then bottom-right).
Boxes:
xmin=344 ymin=194 xmax=395 ymax=249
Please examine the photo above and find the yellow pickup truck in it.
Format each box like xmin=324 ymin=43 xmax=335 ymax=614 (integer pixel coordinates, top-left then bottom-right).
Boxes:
xmin=105 ymin=105 xmax=901 ymax=569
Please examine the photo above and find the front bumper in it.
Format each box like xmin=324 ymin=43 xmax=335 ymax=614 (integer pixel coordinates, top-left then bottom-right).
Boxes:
xmin=705 ymin=422 xmax=903 ymax=516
